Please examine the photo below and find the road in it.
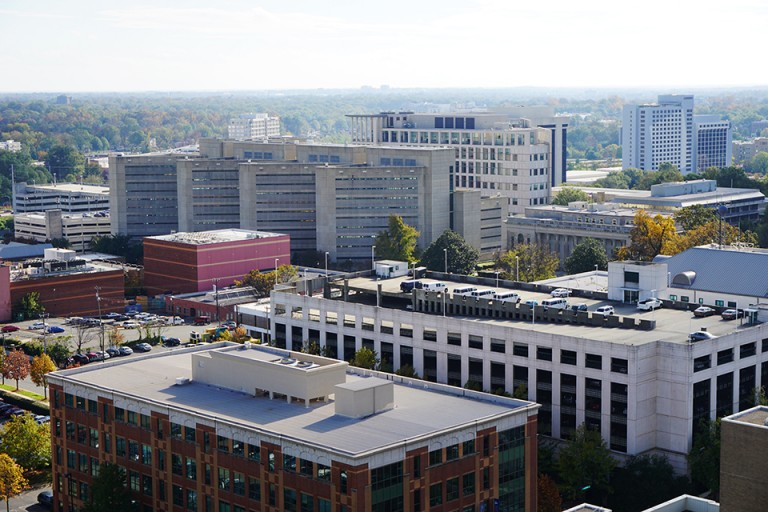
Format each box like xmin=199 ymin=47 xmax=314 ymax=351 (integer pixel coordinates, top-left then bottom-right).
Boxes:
xmin=2 ymin=485 xmax=51 ymax=512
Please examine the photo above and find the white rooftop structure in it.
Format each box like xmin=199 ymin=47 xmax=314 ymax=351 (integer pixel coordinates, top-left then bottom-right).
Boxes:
xmin=146 ymin=228 xmax=285 ymax=245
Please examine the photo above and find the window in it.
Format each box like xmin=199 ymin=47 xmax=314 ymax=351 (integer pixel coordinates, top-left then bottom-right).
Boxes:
xmin=187 ymin=490 xmax=197 ymax=512
xmin=429 ymin=448 xmax=442 ymax=466
xmin=233 ymin=472 xmax=245 ymax=496
xmin=537 ymin=346 xmax=552 ymax=361
xmin=317 ymin=463 xmax=331 ymax=481
xmin=185 ymin=426 xmax=196 ymax=442
xmin=429 ymin=483 xmax=442 ymax=506
xmin=446 ymin=444 xmax=459 ymax=461
xmin=300 ymin=493 xmax=314 ymax=512
xmin=513 ymin=343 xmax=528 ymax=357
xmin=694 ymin=355 xmax=711 ymax=372
xmin=217 ymin=435 xmax=229 ymax=452
xmin=624 ymin=271 xmax=639 ymax=283
xmin=171 ymin=422 xmax=182 ymax=438
xmin=141 ymin=444 xmax=152 ymax=465
xmin=140 ymin=414 xmax=151 ymax=430
xmin=447 ymin=332 xmax=461 ymax=346
xmin=248 ymin=478 xmax=261 ymax=501
xmin=718 ymin=349 xmax=734 ymax=365
xmin=284 ymin=454 xmax=296 ymax=472
xmin=172 ymin=453 xmax=183 ymax=475
xmin=741 ymin=342 xmax=757 ymax=358
xmin=586 ymin=353 xmax=602 ymax=369
xmin=340 ymin=470 xmax=348 ymax=494
xmin=248 ymin=443 xmax=260 ymax=461
xmin=463 ymin=472 xmax=475 ymax=496
xmin=186 ymin=457 xmax=197 ymax=480
xmin=490 ymin=338 xmax=505 ymax=353
xmin=116 ymin=436 xmax=126 ymax=457
xmin=232 ymin=440 xmax=244 ymax=457
xmin=284 ymin=488 xmax=297 ymax=512
xmin=218 ymin=468 xmax=230 ymax=491
xmin=611 ymin=358 xmax=628 ymax=374
xmin=300 ymin=459 xmax=313 ymax=477
xmin=463 ymin=439 xmax=475 ymax=456
xmin=561 ymin=349 xmax=577 ymax=366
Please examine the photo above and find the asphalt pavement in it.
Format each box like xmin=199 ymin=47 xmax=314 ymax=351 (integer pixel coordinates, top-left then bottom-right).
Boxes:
xmin=2 ymin=485 xmax=51 ymax=512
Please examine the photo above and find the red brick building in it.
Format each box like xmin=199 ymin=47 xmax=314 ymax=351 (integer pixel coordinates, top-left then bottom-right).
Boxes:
xmin=144 ymin=229 xmax=290 ymax=296
xmin=49 ymin=343 xmax=539 ymax=512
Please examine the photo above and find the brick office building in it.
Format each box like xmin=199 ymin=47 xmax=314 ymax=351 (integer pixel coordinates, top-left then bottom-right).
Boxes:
xmin=144 ymin=229 xmax=290 ymax=296
xmin=48 ymin=343 xmax=539 ymax=512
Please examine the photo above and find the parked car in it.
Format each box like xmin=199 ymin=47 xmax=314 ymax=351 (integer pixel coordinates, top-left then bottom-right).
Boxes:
xmin=122 ymin=321 xmax=140 ymax=329
xmin=34 ymin=415 xmax=50 ymax=424
xmin=86 ymin=351 xmax=103 ymax=362
xmin=106 ymin=347 xmax=121 ymax=358
xmin=637 ymin=298 xmax=663 ymax=311
xmin=1 ymin=324 xmax=19 ymax=332
xmin=29 ymin=321 xmax=47 ymax=330
xmin=45 ymin=325 xmax=65 ymax=334
xmin=595 ymin=305 xmax=615 ymax=316
xmin=570 ymin=303 xmax=588 ymax=312
xmin=71 ymin=353 xmax=90 ymax=365
xmin=220 ymin=321 xmax=237 ymax=330
xmin=162 ymin=336 xmax=181 ymax=347
xmin=118 ymin=346 xmax=134 ymax=356
xmin=693 ymin=306 xmax=716 ymax=317
xmin=689 ymin=331 xmax=717 ymax=342
xmin=37 ymin=490 xmax=54 ymax=508
xmin=524 ymin=299 xmax=539 ymax=308
xmin=134 ymin=342 xmax=152 ymax=352
xmin=550 ymin=288 xmax=572 ymax=298
xmin=721 ymin=309 xmax=744 ymax=320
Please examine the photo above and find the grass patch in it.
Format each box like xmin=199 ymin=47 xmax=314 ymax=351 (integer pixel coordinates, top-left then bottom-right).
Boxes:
xmin=0 ymin=383 xmax=45 ymax=401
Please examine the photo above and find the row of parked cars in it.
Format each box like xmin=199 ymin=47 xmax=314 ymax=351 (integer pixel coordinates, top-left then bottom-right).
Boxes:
xmin=68 ymin=343 xmax=152 ymax=365
xmin=0 ymin=399 xmax=49 ymax=424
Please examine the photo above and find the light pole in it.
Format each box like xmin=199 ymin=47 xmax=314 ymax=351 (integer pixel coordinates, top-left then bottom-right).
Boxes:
xmin=371 ymin=245 xmax=376 ymax=272
xmin=443 ymin=248 xmax=448 ymax=274
xmin=95 ymin=287 xmax=104 ymax=358
xmin=274 ymin=258 xmax=280 ymax=285
xmin=324 ymin=252 xmax=329 ymax=277
xmin=515 ymin=256 xmax=519 ymax=282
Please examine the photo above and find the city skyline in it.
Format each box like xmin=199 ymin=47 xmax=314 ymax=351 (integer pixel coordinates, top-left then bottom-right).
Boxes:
xmin=2 ymin=0 xmax=768 ymax=93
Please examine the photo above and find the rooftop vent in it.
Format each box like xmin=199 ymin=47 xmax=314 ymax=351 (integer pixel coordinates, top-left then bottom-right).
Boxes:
xmin=175 ymin=377 xmax=191 ymax=386
xmin=279 ymin=357 xmax=296 ymax=365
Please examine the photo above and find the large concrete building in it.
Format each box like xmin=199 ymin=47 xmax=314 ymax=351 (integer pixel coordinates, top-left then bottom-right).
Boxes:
xmin=732 ymin=136 xmax=768 ymax=164
xmin=622 ymin=95 xmax=732 ymax=174
xmin=48 ymin=342 xmax=539 ymax=512
xmin=14 ymin=210 xmax=111 ymax=251
xmin=13 ymin=182 xmax=109 ymax=214
xmin=260 ymin=245 xmax=768 ymax=470
xmin=720 ymin=406 xmax=768 ymax=512
xmin=143 ymin=229 xmax=291 ymax=296
xmin=110 ymin=141 xmax=456 ymax=264
xmin=227 ymin=113 xmax=281 ymax=140
xmin=346 ymin=108 xmax=569 ymax=215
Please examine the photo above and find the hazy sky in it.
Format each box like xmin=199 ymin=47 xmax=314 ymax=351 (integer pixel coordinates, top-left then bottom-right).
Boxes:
xmin=2 ymin=0 xmax=767 ymax=93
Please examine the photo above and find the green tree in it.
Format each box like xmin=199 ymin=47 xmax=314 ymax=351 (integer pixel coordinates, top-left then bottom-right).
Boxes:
xmin=498 ymin=244 xmax=559 ymax=282
xmin=674 ymin=204 xmax=716 ymax=232
xmin=552 ymin=187 xmax=590 ymax=206
xmin=420 ymin=230 xmax=479 ymax=275
xmin=0 ymin=453 xmax=27 ymax=512
xmin=0 ymin=414 xmax=51 ymax=471
xmin=394 ymin=365 xmax=419 ymax=378
xmin=557 ymin=424 xmax=616 ymax=502
xmin=374 ymin=215 xmax=420 ymax=262
xmin=747 ymin=151 xmax=768 ymax=174
xmin=564 ymin=238 xmax=609 ymax=274
xmin=17 ymin=292 xmax=43 ymax=320
xmin=350 ymin=347 xmax=379 ymax=370
xmin=609 ymin=454 xmax=690 ymax=512
xmin=46 ymin=340 xmax=72 ymax=368
xmin=44 ymin=144 xmax=84 ymax=178
xmin=83 ymin=462 xmax=135 ymax=512
xmin=29 ymin=353 xmax=56 ymax=400
xmin=687 ymin=419 xmax=721 ymax=497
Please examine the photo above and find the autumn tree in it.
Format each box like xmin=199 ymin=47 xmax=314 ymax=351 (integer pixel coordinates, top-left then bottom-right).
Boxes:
xmin=30 ymin=353 xmax=56 ymax=400
xmin=231 ymin=326 xmax=249 ymax=343
xmin=350 ymin=347 xmax=380 ymax=370
xmin=0 ymin=414 xmax=51 ymax=471
xmin=374 ymin=215 xmax=420 ymax=262
xmin=235 ymin=264 xmax=298 ymax=297
xmin=108 ymin=326 xmax=125 ymax=347
xmin=0 ymin=453 xmax=28 ymax=512
xmin=552 ymin=187 xmax=590 ymax=206
xmin=1 ymin=350 xmax=30 ymax=391
xmin=564 ymin=238 xmax=609 ymax=274
xmin=498 ymin=244 xmax=559 ymax=282
xmin=616 ymin=210 xmax=680 ymax=261
xmin=420 ymin=230 xmax=479 ymax=275
xmin=537 ymin=473 xmax=562 ymax=512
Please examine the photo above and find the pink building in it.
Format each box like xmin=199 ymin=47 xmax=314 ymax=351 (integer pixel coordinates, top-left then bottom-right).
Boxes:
xmin=0 ymin=266 xmax=12 ymax=322
xmin=143 ymin=229 xmax=290 ymax=296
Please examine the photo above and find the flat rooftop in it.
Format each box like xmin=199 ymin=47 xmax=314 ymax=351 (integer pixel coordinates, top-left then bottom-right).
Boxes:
xmin=53 ymin=344 xmax=533 ymax=458
xmin=147 ymin=228 xmax=286 ymax=245
xmin=341 ymin=275 xmax=754 ymax=346
xmin=723 ymin=406 xmax=768 ymax=428
xmin=22 ymin=183 xmax=109 ymax=195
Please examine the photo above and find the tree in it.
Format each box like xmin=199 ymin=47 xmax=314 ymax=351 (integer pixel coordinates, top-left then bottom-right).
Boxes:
xmin=108 ymin=326 xmax=125 ymax=347
xmin=557 ymin=424 xmax=616 ymax=502
xmin=235 ymin=264 xmax=299 ymax=297
xmin=231 ymin=326 xmax=249 ymax=343
xmin=616 ymin=210 xmax=680 ymax=261
xmin=564 ymin=238 xmax=609 ymax=274
xmin=609 ymin=454 xmax=689 ymax=512
xmin=687 ymin=419 xmax=721 ymax=497
xmin=537 ymin=473 xmax=562 ymax=512
xmin=350 ymin=347 xmax=379 ymax=370
xmin=498 ymin=244 xmax=559 ymax=282
xmin=72 ymin=323 xmax=95 ymax=355
xmin=674 ymin=204 xmax=716 ymax=232
xmin=44 ymin=144 xmax=84 ymax=178
xmin=395 ymin=365 xmax=419 ymax=378
xmin=677 ymin=219 xmax=757 ymax=252
xmin=83 ymin=462 xmax=135 ymax=512
xmin=29 ymin=353 xmax=56 ymax=400
xmin=46 ymin=340 xmax=72 ymax=368
xmin=17 ymin=292 xmax=43 ymax=320
xmin=0 ymin=414 xmax=51 ymax=471
xmin=374 ymin=215 xmax=420 ymax=262
xmin=420 ymin=230 xmax=479 ymax=275
xmin=552 ymin=187 xmax=590 ymax=206
xmin=1 ymin=350 xmax=30 ymax=391
xmin=0 ymin=453 xmax=27 ymax=512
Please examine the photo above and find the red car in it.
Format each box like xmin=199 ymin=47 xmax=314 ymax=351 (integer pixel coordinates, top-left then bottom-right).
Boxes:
xmin=1 ymin=325 xmax=20 ymax=333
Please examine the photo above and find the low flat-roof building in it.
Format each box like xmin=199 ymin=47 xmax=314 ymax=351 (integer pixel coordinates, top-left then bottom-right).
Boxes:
xmin=48 ymin=342 xmax=539 ymax=512
xmin=143 ymin=229 xmax=290 ymax=296
xmin=14 ymin=209 xmax=111 ymax=251
xmin=13 ymin=182 xmax=109 ymax=214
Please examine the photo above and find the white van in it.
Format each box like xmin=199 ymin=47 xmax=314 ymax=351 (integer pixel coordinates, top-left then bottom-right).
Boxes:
xmin=493 ymin=291 xmax=521 ymax=304
xmin=453 ymin=286 xmax=477 ymax=296
xmin=469 ymin=289 xmax=496 ymax=299
xmin=541 ymin=298 xmax=568 ymax=310
xmin=421 ymin=281 xmax=447 ymax=292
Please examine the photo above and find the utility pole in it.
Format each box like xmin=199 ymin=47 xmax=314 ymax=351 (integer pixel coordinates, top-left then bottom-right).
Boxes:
xmin=95 ymin=286 xmax=104 ymax=358
xmin=214 ymin=279 xmax=220 ymax=324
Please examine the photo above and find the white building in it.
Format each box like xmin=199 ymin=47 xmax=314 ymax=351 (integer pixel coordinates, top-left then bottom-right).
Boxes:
xmin=227 ymin=113 xmax=281 ymax=140
xmin=13 ymin=182 xmax=109 ymax=214
xmin=622 ymin=95 xmax=732 ymax=174
xmin=346 ymin=109 xmax=569 ymax=215
xmin=14 ymin=210 xmax=111 ymax=251
xmin=0 ymin=140 xmax=22 ymax=152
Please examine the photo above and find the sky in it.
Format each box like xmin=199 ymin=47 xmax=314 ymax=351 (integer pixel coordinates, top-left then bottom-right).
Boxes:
xmin=2 ymin=0 xmax=768 ymax=93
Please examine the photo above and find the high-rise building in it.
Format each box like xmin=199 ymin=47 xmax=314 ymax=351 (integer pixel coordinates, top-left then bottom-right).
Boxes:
xmin=346 ymin=109 xmax=569 ymax=215
xmin=622 ymin=95 xmax=731 ymax=174
xmin=227 ymin=113 xmax=281 ymax=140
xmin=48 ymin=343 xmax=540 ymax=512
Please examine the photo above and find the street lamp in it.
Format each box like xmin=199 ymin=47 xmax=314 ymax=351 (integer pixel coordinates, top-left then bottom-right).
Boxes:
xmin=324 ymin=252 xmax=329 ymax=277
xmin=443 ymin=248 xmax=448 ymax=274
xmin=275 ymin=258 xmax=279 ymax=270
xmin=371 ymin=245 xmax=376 ymax=272
xmin=515 ymin=256 xmax=519 ymax=282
